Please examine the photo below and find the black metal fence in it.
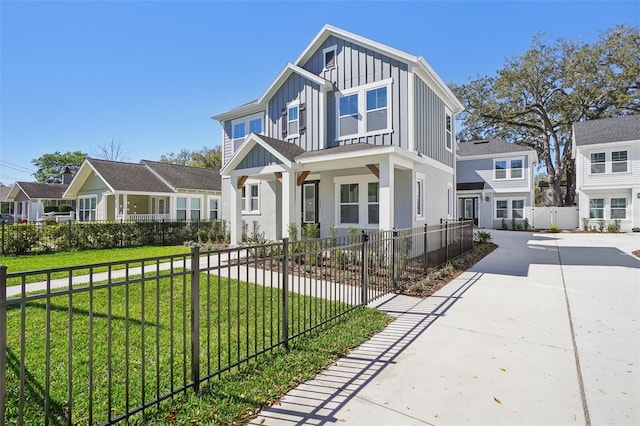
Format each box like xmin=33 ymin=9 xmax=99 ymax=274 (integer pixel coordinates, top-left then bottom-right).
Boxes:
xmin=0 ymin=221 xmax=473 ymax=424
xmin=0 ymin=220 xmax=229 ymax=255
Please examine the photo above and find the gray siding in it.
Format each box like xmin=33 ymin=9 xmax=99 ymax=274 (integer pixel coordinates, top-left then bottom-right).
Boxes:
xmin=457 ymin=157 xmax=531 ymax=191
xmin=237 ymin=144 xmax=283 ymax=170
xmin=223 ymin=121 xmax=233 ymax=164
xmin=414 ymin=75 xmax=453 ymax=168
xmin=303 ymin=36 xmax=409 ymax=150
xmin=267 ymin=74 xmax=322 ymax=151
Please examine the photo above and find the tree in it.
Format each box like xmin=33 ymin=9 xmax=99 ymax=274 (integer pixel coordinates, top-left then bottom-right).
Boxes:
xmin=32 ymin=151 xmax=87 ymax=183
xmin=451 ymin=25 xmax=639 ymax=206
xmin=92 ymin=138 xmax=129 ymax=161
xmin=160 ymin=146 xmax=222 ymax=169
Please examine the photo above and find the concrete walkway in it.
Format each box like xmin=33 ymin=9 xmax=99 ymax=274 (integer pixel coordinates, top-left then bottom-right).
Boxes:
xmin=249 ymin=230 xmax=640 ymax=426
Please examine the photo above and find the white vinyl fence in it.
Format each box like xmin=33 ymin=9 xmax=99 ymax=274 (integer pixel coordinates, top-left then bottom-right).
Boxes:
xmin=532 ymin=206 xmax=579 ymax=230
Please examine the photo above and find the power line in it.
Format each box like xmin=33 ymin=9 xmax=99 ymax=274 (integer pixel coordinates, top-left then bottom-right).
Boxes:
xmin=0 ymin=160 xmax=35 ymax=174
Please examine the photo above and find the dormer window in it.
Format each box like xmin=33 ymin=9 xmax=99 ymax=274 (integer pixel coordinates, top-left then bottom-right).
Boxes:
xmin=323 ymin=45 xmax=337 ymax=70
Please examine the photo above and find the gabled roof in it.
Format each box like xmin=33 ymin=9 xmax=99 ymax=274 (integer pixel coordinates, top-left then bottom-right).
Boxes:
xmin=85 ymin=158 xmax=173 ymax=193
xmin=295 ymin=143 xmax=380 ymax=160
xmin=0 ymin=186 xmax=11 ymax=202
xmin=220 ymin=134 xmax=305 ymax=175
xmin=260 ymin=135 xmax=306 ymax=162
xmin=457 ymin=139 xmax=534 ymax=157
xmin=573 ymin=114 xmax=640 ymax=146
xmin=7 ymin=181 xmax=70 ymax=200
xmin=142 ymin=160 xmax=221 ymax=192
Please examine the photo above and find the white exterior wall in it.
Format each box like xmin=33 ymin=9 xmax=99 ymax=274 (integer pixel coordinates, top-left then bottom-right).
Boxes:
xmin=415 ymin=164 xmax=454 ymax=226
xmin=221 ymin=176 xmax=279 ymax=241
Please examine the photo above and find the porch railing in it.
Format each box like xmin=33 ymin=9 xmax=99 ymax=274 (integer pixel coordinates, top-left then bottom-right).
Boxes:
xmin=115 ymin=213 xmax=171 ymax=222
xmin=0 ymin=221 xmax=473 ymax=424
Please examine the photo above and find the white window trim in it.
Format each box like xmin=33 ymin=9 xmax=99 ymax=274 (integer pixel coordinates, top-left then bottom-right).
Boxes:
xmin=323 ymin=45 xmax=337 ymax=71
xmin=241 ymin=182 xmax=261 ymax=215
xmin=286 ymin=100 xmax=300 ymax=139
xmin=445 ymin=108 xmax=453 ymax=152
xmin=78 ymin=195 xmax=97 ymax=222
xmin=494 ymin=197 xmax=526 ymax=220
xmin=416 ymin=172 xmax=425 ymax=220
xmin=493 ymin=157 xmax=525 ymax=181
xmin=589 ymin=197 xmax=605 ymax=219
xmin=231 ymin=112 xmax=264 ymax=153
xmin=209 ymin=197 xmax=220 ymax=220
xmin=587 ymin=148 xmax=630 ymax=175
xmin=335 ymin=78 xmax=393 ymax=141
xmin=176 ymin=195 xmax=204 ymax=221
xmin=610 ymin=196 xmax=627 ymax=219
xmin=334 ymin=174 xmax=380 ymax=228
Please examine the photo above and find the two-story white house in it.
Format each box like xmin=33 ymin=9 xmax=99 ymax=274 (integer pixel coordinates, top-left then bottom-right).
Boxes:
xmin=213 ymin=25 xmax=464 ymax=244
xmin=456 ymin=139 xmax=537 ymax=229
xmin=573 ymin=114 xmax=640 ymax=232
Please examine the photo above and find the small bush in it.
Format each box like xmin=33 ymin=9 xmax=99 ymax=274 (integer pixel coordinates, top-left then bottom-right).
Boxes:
xmin=523 ymin=217 xmax=530 ymax=231
xmin=501 ymin=218 xmax=508 ymax=230
xmin=511 ymin=218 xmax=517 ymax=231
xmin=287 ymin=222 xmax=299 ymax=241
xmin=598 ymin=219 xmax=606 ymax=232
xmin=474 ymin=230 xmax=492 ymax=244
xmin=581 ymin=218 xmax=589 ymax=231
xmin=607 ymin=220 xmax=621 ymax=233
xmin=58 ymin=204 xmax=73 ymax=213
xmin=549 ymin=224 xmax=561 ymax=233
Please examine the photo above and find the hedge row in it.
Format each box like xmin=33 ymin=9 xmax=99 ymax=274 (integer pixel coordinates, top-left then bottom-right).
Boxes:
xmin=0 ymin=220 xmax=229 ymax=255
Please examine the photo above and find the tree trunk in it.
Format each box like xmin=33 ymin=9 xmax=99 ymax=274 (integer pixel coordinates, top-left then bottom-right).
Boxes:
xmin=549 ymin=175 xmax=564 ymax=207
xmin=564 ymin=163 xmax=576 ymax=206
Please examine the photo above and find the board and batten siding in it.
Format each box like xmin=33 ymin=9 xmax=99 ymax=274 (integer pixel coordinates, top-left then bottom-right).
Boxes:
xmin=237 ymin=144 xmax=283 ymax=170
xmin=303 ymin=35 xmax=409 ymax=150
xmin=413 ymin=75 xmax=453 ymax=168
xmin=267 ymin=73 xmax=322 ymax=152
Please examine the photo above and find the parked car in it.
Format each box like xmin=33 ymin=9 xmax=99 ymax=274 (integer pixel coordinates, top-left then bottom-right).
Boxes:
xmin=35 ymin=211 xmax=74 ymax=224
xmin=0 ymin=213 xmax=14 ymax=224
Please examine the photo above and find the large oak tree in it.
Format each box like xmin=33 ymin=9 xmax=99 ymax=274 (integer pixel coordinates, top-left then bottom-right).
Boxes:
xmin=32 ymin=151 xmax=87 ymax=183
xmin=451 ymin=25 xmax=639 ymax=206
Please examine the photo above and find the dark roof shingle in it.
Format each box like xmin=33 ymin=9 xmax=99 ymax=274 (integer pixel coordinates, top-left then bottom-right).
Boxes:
xmin=16 ymin=182 xmax=70 ymax=199
xmin=457 ymin=139 xmax=533 ymax=157
xmin=296 ymin=143 xmax=380 ymax=160
xmin=573 ymin=114 xmax=640 ymax=146
xmin=257 ymin=135 xmax=305 ymax=161
xmin=88 ymin=159 xmax=172 ymax=192
xmin=142 ymin=160 xmax=221 ymax=191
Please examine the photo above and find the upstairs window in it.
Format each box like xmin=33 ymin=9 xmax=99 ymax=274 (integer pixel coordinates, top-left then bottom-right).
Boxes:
xmin=612 ymin=150 xmax=628 ymax=173
xmin=366 ymin=87 xmax=387 ymax=132
xmin=494 ymin=160 xmax=507 ymax=180
xmin=323 ymin=45 xmax=337 ymax=70
xmin=249 ymin=118 xmax=262 ymax=134
xmin=445 ymin=111 xmax=452 ymax=151
xmin=233 ymin=122 xmax=245 ymax=152
xmin=339 ymin=94 xmax=359 ymax=137
xmin=510 ymin=159 xmax=523 ymax=178
xmin=231 ymin=114 xmax=263 ymax=154
xmin=590 ymin=152 xmax=605 ymax=174
xmin=288 ymin=105 xmax=299 ymax=136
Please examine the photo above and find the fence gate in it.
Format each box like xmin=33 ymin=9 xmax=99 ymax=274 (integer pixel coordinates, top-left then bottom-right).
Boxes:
xmin=532 ymin=207 xmax=579 ymax=230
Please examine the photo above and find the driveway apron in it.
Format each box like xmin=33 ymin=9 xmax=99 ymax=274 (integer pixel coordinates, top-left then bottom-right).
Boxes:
xmin=250 ymin=230 xmax=640 ymax=426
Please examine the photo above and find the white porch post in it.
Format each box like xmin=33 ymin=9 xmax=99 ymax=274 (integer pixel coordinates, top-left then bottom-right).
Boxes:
xmin=379 ymin=158 xmax=395 ymax=230
xmin=114 ymin=192 xmax=119 ymax=221
xmin=123 ymin=194 xmax=128 ymax=221
xmin=281 ymin=171 xmax=298 ymax=239
xmin=230 ymin=179 xmax=243 ymax=245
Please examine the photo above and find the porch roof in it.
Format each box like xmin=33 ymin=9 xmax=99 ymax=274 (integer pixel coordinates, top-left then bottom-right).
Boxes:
xmin=457 ymin=182 xmax=486 ymax=191
xmin=295 ymin=143 xmax=380 ymax=160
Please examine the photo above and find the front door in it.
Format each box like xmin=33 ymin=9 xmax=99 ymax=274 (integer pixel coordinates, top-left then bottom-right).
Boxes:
xmin=301 ymin=181 xmax=320 ymax=231
xmin=461 ymin=197 xmax=478 ymax=226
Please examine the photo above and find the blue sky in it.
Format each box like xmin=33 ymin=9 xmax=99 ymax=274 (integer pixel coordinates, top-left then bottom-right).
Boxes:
xmin=1 ymin=0 xmax=638 ymax=184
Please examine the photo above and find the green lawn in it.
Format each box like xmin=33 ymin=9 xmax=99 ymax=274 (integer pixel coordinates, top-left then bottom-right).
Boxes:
xmin=5 ymin=271 xmax=386 ymax=425
xmin=1 ymin=246 xmax=191 ymax=286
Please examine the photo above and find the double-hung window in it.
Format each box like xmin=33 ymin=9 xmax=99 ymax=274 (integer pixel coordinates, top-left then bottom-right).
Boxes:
xmin=249 ymin=118 xmax=262 ymax=134
xmin=241 ymin=184 xmax=260 ymax=213
xmin=231 ymin=114 xmax=263 ymax=154
xmin=589 ymin=198 xmax=604 ymax=219
xmin=590 ymin=152 xmax=605 ymax=174
xmin=366 ymin=87 xmax=387 ymax=132
xmin=494 ymin=160 xmax=507 ymax=180
xmin=209 ymin=198 xmax=219 ymax=220
xmin=610 ymin=198 xmax=626 ymax=219
xmin=445 ymin=111 xmax=452 ymax=151
xmin=233 ymin=122 xmax=245 ymax=152
xmin=511 ymin=200 xmax=524 ymax=219
xmin=367 ymin=182 xmax=379 ymax=225
xmin=612 ymin=151 xmax=628 ymax=173
xmin=339 ymin=94 xmax=359 ymax=137
xmin=78 ymin=196 xmax=97 ymax=221
xmin=496 ymin=200 xmax=508 ymax=219
xmin=510 ymin=159 xmax=523 ymax=178
xmin=190 ymin=198 xmax=201 ymax=221
xmin=287 ymin=105 xmax=299 ymax=137
xmin=176 ymin=196 xmax=202 ymax=221
xmin=339 ymin=183 xmax=359 ymax=224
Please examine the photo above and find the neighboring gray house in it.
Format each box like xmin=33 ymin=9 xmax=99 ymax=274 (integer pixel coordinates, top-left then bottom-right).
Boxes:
xmin=456 ymin=139 xmax=537 ymax=229
xmin=573 ymin=114 xmax=640 ymax=232
xmin=63 ymin=158 xmax=222 ymax=222
xmin=0 ymin=185 xmax=14 ymax=215
xmin=213 ymin=25 xmax=464 ymax=244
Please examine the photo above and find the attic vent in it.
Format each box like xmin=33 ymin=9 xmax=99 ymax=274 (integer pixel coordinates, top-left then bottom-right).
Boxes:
xmin=323 ymin=45 xmax=337 ymax=70
xmin=473 ymin=140 xmax=490 ymax=144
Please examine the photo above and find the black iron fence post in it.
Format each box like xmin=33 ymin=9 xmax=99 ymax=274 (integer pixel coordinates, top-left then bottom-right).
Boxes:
xmin=360 ymin=231 xmax=369 ymax=306
xmin=282 ymin=238 xmax=289 ymax=349
xmin=190 ymin=246 xmax=200 ymax=392
xmin=0 ymin=265 xmax=7 ymax=422
xmin=423 ymin=224 xmax=428 ymax=270
xmin=445 ymin=220 xmax=449 ymax=263
xmin=1 ymin=222 xmax=4 ymax=255
xmin=391 ymin=228 xmax=398 ymax=291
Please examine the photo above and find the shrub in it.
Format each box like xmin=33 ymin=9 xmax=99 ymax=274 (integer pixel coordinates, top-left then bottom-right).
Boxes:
xmin=549 ymin=224 xmax=561 ymax=233
xmin=511 ymin=218 xmax=517 ymax=231
xmin=523 ymin=217 xmax=530 ymax=231
xmin=581 ymin=218 xmax=589 ymax=231
xmin=607 ymin=220 xmax=621 ymax=233
xmin=4 ymin=224 xmax=41 ymax=254
xmin=287 ymin=222 xmax=299 ymax=241
xmin=598 ymin=219 xmax=606 ymax=232
xmin=44 ymin=206 xmax=58 ymax=213
xmin=301 ymin=223 xmax=319 ymax=239
xmin=501 ymin=218 xmax=508 ymax=230
xmin=58 ymin=204 xmax=73 ymax=213
xmin=474 ymin=230 xmax=492 ymax=244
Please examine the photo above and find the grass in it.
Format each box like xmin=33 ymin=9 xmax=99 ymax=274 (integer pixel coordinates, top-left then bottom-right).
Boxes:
xmin=5 ymin=269 xmax=384 ymax=425
xmin=0 ymin=246 xmax=190 ymax=286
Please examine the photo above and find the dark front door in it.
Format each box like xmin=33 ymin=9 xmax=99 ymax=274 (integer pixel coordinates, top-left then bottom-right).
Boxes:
xmin=301 ymin=181 xmax=320 ymax=230
xmin=461 ymin=197 xmax=478 ymax=226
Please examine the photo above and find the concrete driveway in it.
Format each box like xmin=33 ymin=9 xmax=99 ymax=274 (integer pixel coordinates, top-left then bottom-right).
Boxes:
xmin=250 ymin=230 xmax=640 ymax=425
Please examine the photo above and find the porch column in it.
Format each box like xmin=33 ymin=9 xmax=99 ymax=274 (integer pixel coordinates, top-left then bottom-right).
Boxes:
xmin=379 ymin=158 xmax=394 ymax=230
xmin=281 ymin=171 xmax=298 ymax=239
xmin=114 ymin=193 xmax=119 ymax=220
xmin=123 ymin=194 xmax=128 ymax=221
xmin=229 ymin=178 xmax=243 ymax=245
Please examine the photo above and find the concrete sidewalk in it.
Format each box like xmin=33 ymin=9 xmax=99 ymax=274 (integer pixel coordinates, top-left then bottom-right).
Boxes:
xmin=250 ymin=230 xmax=640 ymax=425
